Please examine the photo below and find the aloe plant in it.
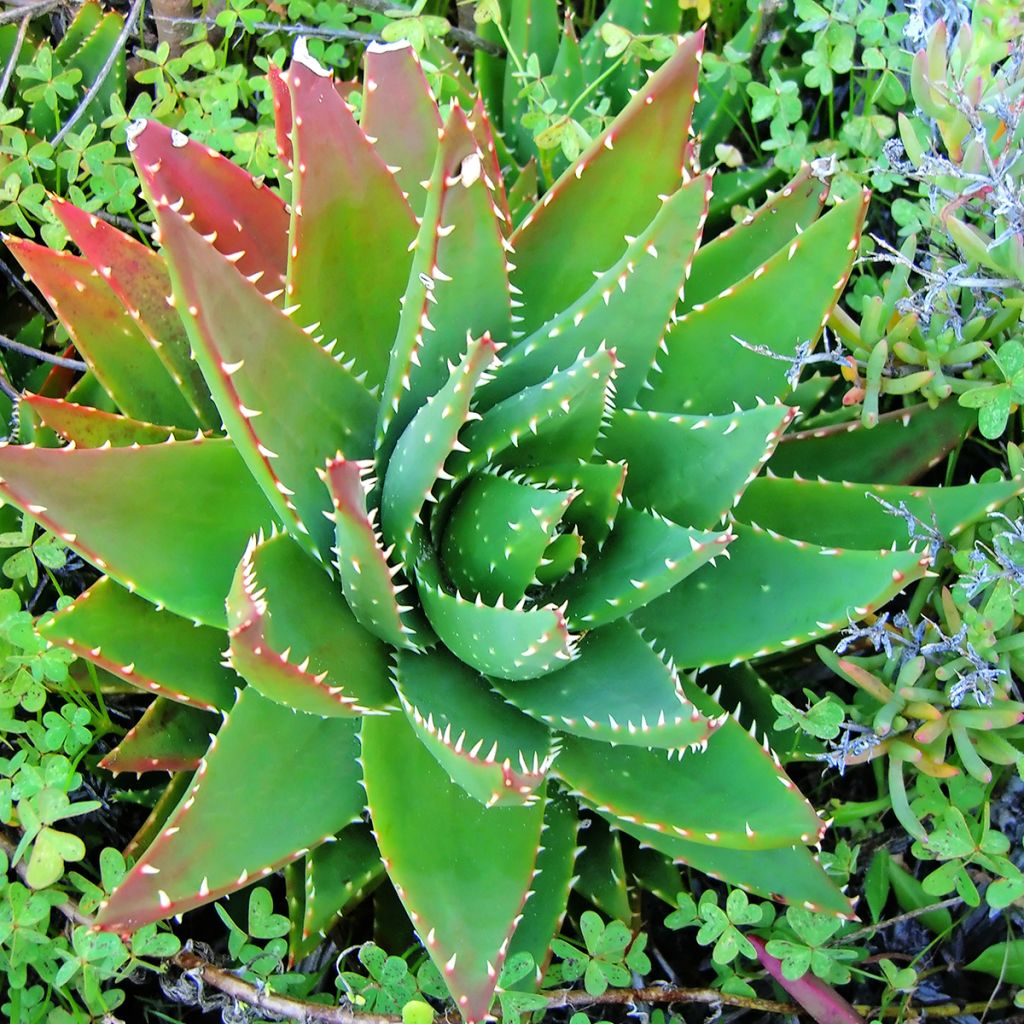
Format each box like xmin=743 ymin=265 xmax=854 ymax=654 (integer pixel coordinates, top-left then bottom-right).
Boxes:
xmin=2 ymin=31 xmax=1015 ymax=1020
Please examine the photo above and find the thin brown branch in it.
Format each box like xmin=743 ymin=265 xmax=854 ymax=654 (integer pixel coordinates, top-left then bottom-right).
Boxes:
xmin=351 ymin=0 xmax=502 ymax=54
xmin=0 ymin=0 xmax=60 ymax=28
xmin=838 ymin=897 xmax=965 ymax=944
xmin=0 ymin=831 xmax=1015 ymax=1024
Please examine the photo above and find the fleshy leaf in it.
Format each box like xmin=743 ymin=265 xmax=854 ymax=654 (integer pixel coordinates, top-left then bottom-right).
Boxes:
xmin=362 ymin=40 xmax=442 ymax=216
xmin=494 ymin=620 xmax=711 ymax=750
xmin=641 ymin=193 xmax=868 ymax=413
xmin=771 ymin=402 xmax=975 ymax=484
xmin=128 ymin=119 xmax=289 ymax=293
xmin=377 ymin=107 xmax=510 ymax=460
xmin=394 ymin=647 xmax=554 ymax=807
xmin=99 ymin=699 xmax=217 ymax=775
xmin=510 ymin=29 xmax=705 ymax=333
xmin=285 ymin=44 xmax=417 ymax=390
xmin=155 ymin=202 xmax=377 ymax=564
xmin=51 ymin=196 xmax=218 ymax=428
xmin=417 ymin=554 xmax=577 ymax=681
xmin=226 ymin=532 xmax=394 ymax=716
xmin=381 ymin=333 xmax=499 ymax=559
xmin=574 ymin=815 xmax=631 ymax=922
xmin=485 ymin=176 xmax=710 ymax=407
xmin=95 ymin=687 xmax=364 ymax=931
xmin=506 ymin=786 xmax=579 ymax=985
xmin=551 ymin=507 xmax=733 ymax=629
xmin=23 ymin=396 xmax=192 ymax=448
xmin=0 ymin=438 xmax=275 ymax=625
xmin=440 ymin=473 xmax=576 ymax=605
xmin=5 ymin=238 xmax=198 ymax=428
xmin=682 ymin=165 xmax=827 ymax=311
xmin=633 ymin=522 xmax=929 ymax=669
xmin=361 ymin=710 xmax=545 ymax=1021
xmin=598 ymin=403 xmax=794 ymax=529
xmin=321 ymin=456 xmax=432 ymax=650
xmin=735 ymin=476 xmax=1024 ymax=549
xmin=291 ymin=825 xmax=385 ymax=961
xmin=555 ymin=703 xmax=823 ymax=851
xmin=610 ymin=818 xmax=852 ymax=916
xmin=41 ymin=579 xmax=237 ymax=710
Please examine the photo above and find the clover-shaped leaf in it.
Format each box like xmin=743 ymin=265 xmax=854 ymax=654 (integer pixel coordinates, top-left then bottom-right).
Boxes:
xmin=25 ymin=826 xmax=85 ymax=889
xmin=247 ymin=887 xmax=289 ymax=940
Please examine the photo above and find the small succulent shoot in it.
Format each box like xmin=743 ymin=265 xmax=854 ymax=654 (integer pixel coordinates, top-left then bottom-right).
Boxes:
xmin=4 ymin=29 xmax=1002 ymax=1022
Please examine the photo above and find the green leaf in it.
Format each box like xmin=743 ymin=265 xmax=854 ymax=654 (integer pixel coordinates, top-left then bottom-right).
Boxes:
xmin=0 ymin=437 xmax=275 ymax=625
xmin=393 ymin=646 xmax=553 ymax=806
xmin=226 ymin=532 xmax=394 ymax=716
xmin=965 ymin=942 xmax=1024 ymax=985
xmin=286 ymin=46 xmax=417 ymax=391
xmin=26 ymin=827 xmax=85 ymax=888
xmin=493 ymin=619 xmax=712 ymax=751
xmin=598 ymin=403 xmax=794 ymax=530
xmin=99 ymin=698 xmax=216 ymax=775
xmin=361 ymin=710 xmax=546 ymax=1020
xmin=95 ymin=687 xmax=364 ymax=931
xmin=41 ymin=578 xmax=237 ymax=709
xmin=633 ymin=522 xmax=927 ymax=668
xmin=155 ymin=202 xmax=377 ymax=564
xmin=734 ymin=477 xmax=1024 ymax=549
xmin=510 ymin=30 xmax=704 ymax=333
xmin=642 ymin=193 xmax=868 ymax=414
xmin=6 ymin=238 xmax=199 ymax=428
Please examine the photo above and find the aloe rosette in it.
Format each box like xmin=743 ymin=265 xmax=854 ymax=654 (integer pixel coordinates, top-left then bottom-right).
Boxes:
xmin=3 ymin=31 xmax=1018 ymax=1020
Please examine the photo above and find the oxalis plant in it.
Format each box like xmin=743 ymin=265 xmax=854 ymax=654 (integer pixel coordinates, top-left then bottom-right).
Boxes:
xmin=0 ymin=29 xmax=1018 ymax=1021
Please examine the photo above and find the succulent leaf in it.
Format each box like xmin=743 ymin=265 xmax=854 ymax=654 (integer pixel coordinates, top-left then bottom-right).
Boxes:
xmin=5 ymin=238 xmax=200 ymax=428
xmin=439 ymin=472 xmax=577 ymax=606
xmin=362 ymin=40 xmax=443 ymax=217
xmin=493 ymin=620 xmax=712 ymax=751
xmin=23 ymin=395 xmax=193 ymax=448
xmin=483 ymin=174 xmax=710 ymax=407
xmin=50 ymin=197 xmax=219 ymax=429
xmin=285 ymin=44 xmax=418 ymax=390
xmin=598 ymin=403 xmax=794 ymax=530
xmin=682 ymin=164 xmax=827 ymax=311
xmin=611 ymin=818 xmax=853 ymax=916
xmin=95 ymin=687 xmax=365 ymax=931
xmin=635 ymin=523 xmax=929 ymax=668
xmin=505 ymin=787 xmax=579 ymax=985
xmin=555 ymin=702 xmax=824 ymax=852
xmin=376 ymin=107 xmax=511 ymax=459
xmin=552 ymin=507 xmax=733 ymax=629
xmin=155 ymin=201 xmax=377 ymax=564
xmin=361 ymin=710 xmax=545 ymax=1021
xmin=321 ymin=456 xmax=433 ymax=649
xmin=290 ymin=825 xmax=385 ymax=961
xmin=773 ymin=401 xmax=976 ymax=484
xmin=510 ymin=28 xmax=705 ymax=333
xmin=129 ymin=120 xmax=289 ymax=293
xmin=226 ymin=532 xmax=394 ymax=716
xmin=394 ymin=647 xmax=554 ymax=807
xmin=41 ymin=578 xmax=237 ymax=710
xmin=642 ymin=192 xmax=868 ymax=413
xmin=99 ymin=699 xmax=217 ymax=775
xmin=0 ymin=439 xmax=274 ymax=624
xmin=735 ymin=477 xmax=1024 ymax=549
